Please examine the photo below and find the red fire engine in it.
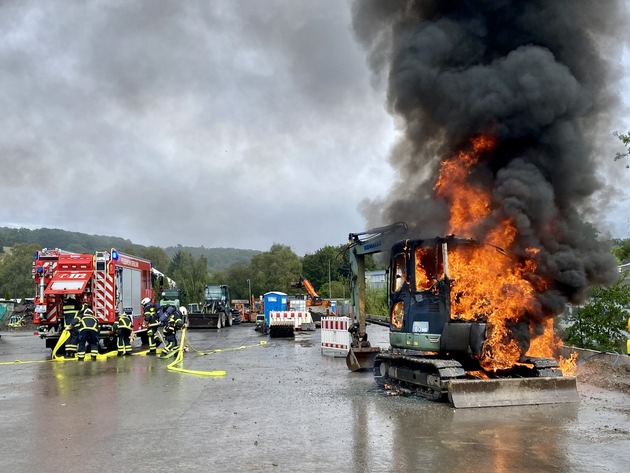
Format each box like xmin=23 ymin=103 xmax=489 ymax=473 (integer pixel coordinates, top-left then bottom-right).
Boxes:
xmin=32 ymin=248 xmax=155 ymax=351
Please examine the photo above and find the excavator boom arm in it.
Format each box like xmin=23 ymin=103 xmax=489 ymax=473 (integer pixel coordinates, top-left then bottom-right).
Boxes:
xmin=346 ymin=222 xmax=408 ymax=372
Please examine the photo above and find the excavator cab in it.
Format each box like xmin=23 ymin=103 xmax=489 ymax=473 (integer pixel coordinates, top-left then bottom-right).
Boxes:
xmin=388 ymin=237 xmax=486 ymax=359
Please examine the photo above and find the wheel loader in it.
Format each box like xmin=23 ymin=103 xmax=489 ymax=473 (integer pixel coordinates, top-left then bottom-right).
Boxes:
xmin=346 ymin=224 xmax=579 ymax=408
xmin=187 ymin=284 xmax=233 ymax=329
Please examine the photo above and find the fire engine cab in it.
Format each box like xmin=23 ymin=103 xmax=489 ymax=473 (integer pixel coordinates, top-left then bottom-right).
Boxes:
xmin=32 ymin=248 xmax=155 ymax=351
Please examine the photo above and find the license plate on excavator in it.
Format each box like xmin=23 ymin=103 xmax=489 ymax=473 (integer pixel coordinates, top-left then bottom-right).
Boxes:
xmin=447 ymin=376 xmax=579 ymax=408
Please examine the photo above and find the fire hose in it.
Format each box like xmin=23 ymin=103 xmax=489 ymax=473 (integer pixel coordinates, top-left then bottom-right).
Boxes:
xmin=0 ymin=327 xmax=265 ymax=376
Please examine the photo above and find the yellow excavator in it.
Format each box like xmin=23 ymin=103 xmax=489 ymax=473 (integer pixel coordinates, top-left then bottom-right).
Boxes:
xmin=346 ymin=223 xmax=579 ymax=408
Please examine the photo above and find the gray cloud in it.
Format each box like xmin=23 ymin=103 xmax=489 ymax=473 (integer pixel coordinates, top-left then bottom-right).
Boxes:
xmin=0 ymin=0 xmax=396 ymax=255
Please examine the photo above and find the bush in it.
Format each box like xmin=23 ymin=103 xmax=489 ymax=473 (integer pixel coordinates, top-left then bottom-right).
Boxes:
xmin=365 ymin=286 xmax=388 ymax=318
xmin=564 ymin=273 xmax=630 ymax=353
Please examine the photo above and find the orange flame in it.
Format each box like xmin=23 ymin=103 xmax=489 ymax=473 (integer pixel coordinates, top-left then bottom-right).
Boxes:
xmin=432 ymin=135 xmax=560 ymax=371
xmin=559 ymin=352 xmax=578 ymax=376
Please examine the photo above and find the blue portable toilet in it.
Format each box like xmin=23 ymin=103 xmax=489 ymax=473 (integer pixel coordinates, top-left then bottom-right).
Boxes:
xmin=263 ymin=291 xmax=287 ymax=325
xmin=330 ymin=300 xmax=337 ymax=315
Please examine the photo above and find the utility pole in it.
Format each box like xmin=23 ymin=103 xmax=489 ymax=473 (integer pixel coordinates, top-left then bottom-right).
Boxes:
xmin=328 ymin=260 xmax=332 ymax=300
xmin=247 ymin=278 xmax=252 ymax=306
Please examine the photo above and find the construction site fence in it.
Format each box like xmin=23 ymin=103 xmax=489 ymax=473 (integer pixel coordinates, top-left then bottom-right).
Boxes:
xmin=320 ymin=316 xmax=351 ymax=358
xmin=268 ymin=311 xmax=313 ymax=329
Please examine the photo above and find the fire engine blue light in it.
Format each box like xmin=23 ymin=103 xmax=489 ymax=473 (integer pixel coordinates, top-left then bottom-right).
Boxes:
xmin=37 ymin=266 xmax=43 ymax=274
xmin=34 ymin=251 xmax=38 ymax=260
xmin=111 ymin=249 xmax=119 ymax=261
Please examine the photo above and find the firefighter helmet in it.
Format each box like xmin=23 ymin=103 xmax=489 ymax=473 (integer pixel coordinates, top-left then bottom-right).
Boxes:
xmin=141 ymin=297 xmax=151 ymax=306
xmin=179 ymin=307 xmax=188 ymax=317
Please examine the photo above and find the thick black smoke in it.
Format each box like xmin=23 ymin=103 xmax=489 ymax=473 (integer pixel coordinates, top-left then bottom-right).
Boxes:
xmin=352 ymin=0 xmax=627 ymax=310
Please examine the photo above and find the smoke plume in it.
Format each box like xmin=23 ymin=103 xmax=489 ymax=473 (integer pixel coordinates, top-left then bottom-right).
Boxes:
xmin=351 ymin=0 xmax=627 ymax=309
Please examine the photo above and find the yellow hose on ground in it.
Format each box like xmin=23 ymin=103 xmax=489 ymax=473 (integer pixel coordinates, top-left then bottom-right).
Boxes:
xmin=51 ymin=330 xmax=71 ymax=360
xmin=165 ymin=328 xmax=226 ymax=377
xmin=1 ymin=327 xmax=264 ymax=373
xmin=186 ymin=336 xmax=267 ymax=355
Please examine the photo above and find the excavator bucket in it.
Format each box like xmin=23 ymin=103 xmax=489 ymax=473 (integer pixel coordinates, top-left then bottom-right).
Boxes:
xmin=346 ymin=346 xmax=381 ymax=372
xmin=447 ymin=376 xmax=579 ymax=409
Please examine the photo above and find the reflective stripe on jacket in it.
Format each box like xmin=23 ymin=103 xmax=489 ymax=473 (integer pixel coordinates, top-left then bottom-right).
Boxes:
xmin=80 ymin=315 xmax=99 ymax=332
xmin=118 ymin=315 xmax=132 ymax=330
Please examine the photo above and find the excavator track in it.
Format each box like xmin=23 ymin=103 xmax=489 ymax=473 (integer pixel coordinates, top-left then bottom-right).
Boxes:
xmin=373 ymin=353 xmax=579 ymax=407
xmin=374 ymin=353 xmax=466 ymax=401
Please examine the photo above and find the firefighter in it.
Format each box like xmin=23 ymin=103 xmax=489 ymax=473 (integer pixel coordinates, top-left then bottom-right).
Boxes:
xmin=159 ymin=306 xmax=184 ymax=358
xmin=141 ymin=297 xmax=161 ymax=355
xmin=77 ymin=308 xmax=100 ymax=361
xmin=61 ymin=295 xmax=81 ymax=359
xmin=113 ymin=309 xmax=133 ymax=356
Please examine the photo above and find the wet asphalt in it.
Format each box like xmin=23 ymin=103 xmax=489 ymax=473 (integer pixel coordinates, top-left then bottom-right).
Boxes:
xmin=0 ymin=323 xmax=628 ymax=473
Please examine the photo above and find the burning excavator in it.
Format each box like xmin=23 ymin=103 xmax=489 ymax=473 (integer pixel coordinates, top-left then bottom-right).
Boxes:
xmin=342 ymin=0 xmax=626 ymax=408
xmin=346 ymin=138 xmax=580 ymax=408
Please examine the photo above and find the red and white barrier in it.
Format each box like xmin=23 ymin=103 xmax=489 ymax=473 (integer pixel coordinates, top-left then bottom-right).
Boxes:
xmin=269 ymin=311 xmax=313 ymax=330
xmin=320 ymin=316 xmax=351 ymax=357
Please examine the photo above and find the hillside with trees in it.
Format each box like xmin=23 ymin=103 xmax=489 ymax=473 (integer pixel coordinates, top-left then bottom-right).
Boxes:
xmin=1 ymin=226 xmax=629 ymax=354
xmin=0 ymin=227 xmax=259 ymax=272
xmin=0 ymin=227 xmax=382 ymax=308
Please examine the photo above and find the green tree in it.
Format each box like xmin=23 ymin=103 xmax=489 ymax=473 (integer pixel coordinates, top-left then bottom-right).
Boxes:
xmin=168 ymin=250 xmax=209 ymax=306
xmin=302 ymin=245 xmax=348 ymax=290
xmin=565 ymin=273 xmax=630 ymax=352
xmin=248 ymin=244 xmax=302 ymax=295
xmin=612 ymin=239 xmax=630 ymax=264
xmin=318 ymin=280 xmax=349 ymax=300
xmin=218 ymin=264 xmax=252 ymax=300
xmin=614 ymin=131 xmax=630 ymax=168
xmin=0 ymin=243 xmax=40 ymax=299
xmin=365 ymin=286 xmax=388 ymax=318
xmin=140 ymin=246 xmax=172 ymax=274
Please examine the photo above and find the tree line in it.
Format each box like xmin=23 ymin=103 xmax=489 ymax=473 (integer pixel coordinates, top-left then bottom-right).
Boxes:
xmin=2 ymin=227 xmax=629 ymax=353
xmin=0 ymin=227 xmax=260 ymax=272
xmin=0 ymin=228 xmax=381 ymax=305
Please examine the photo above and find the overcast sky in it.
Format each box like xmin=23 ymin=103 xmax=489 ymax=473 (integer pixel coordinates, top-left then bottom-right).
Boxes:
xmin=1 ymin=0 xmax=629 ymax=256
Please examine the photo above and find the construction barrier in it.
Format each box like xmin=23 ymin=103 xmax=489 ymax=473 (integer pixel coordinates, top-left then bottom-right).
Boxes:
xmin=320 ymin=316 xmax=351 ymax=357
xmin=269 ymin=311 xmax=314 ymax=330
